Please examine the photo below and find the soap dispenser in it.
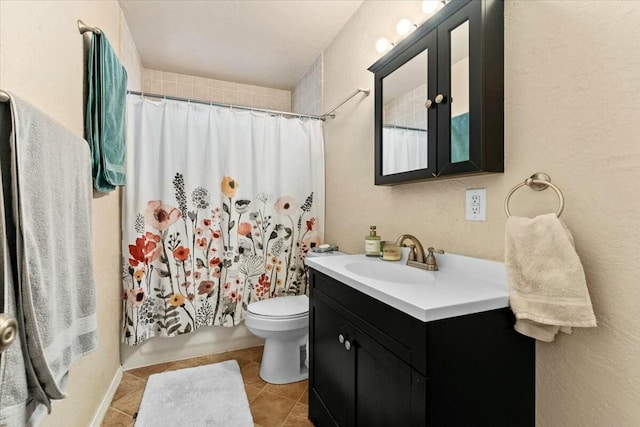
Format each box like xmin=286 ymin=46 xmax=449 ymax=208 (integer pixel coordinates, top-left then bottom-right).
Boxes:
xmin=365 ymin=225 xmax=381 ymax=256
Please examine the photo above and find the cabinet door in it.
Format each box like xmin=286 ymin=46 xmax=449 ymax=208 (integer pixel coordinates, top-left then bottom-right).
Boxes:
xmin=310 ymin=295 xmax=355 ymax=426
xmin=436 ymin=0 xmax=481 ymax=175
xmin=436 ymin=0 xmax=503 ymax=177
xmin=353 ymin=328 xmax=424 ymax=427
xmin=373 ymin=28 xmax=438 ymax=185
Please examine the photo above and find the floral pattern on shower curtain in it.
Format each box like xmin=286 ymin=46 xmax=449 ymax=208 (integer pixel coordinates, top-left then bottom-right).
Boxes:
xmin=122 ymin=96 xmax=324 ymax=346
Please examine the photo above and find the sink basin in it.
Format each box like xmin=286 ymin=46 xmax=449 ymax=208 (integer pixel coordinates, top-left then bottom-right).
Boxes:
xmin=305 ymin=251 xmax=509 ymax=322
xmin=345 ymin=261 xmax=435 ymax=285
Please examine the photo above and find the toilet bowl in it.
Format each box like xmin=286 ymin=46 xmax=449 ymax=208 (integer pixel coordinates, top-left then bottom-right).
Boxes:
xmin=245 ymin=295 xmax=309 ymax=384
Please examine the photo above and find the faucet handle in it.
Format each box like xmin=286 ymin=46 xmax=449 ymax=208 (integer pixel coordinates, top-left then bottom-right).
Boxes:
xmin=404 ymin=243 xmax=417 ymax=261
xmin=425 ymin=247 xmax=445 ymax=271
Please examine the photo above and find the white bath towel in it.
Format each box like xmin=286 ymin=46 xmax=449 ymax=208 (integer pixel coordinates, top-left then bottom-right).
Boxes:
xmin=0 ymin=92 xmax=98 ymax=421
xmin=505 ymin=213 xmax=596 ymax=342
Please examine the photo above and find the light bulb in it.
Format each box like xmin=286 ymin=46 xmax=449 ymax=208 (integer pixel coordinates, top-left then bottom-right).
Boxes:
xmin=422 ymin=0 xmax=441 ymax=13
xmin=396 ymin=19 xmax=414 ymax=36
xmin=376 ymin=38 xmax=392 ymax=53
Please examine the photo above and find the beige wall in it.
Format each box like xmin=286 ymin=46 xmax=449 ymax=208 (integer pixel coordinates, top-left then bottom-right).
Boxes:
xmin=323 ymin=0 xmax=640 ymax=425
xmin=0 ymin=1 xmax=142 ymax=425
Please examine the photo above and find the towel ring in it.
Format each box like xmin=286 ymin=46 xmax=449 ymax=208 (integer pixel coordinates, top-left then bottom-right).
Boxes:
xmin=504 ymin=173 xmax=565 ymax=218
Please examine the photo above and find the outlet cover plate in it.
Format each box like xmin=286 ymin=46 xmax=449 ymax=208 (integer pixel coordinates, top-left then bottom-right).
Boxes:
xmin=466 ymin=188 xmax=487 ymax=221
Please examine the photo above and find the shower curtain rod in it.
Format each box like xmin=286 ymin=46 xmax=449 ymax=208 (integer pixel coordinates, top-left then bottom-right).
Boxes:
xmin=383 ymin=124 xmax=427 ymax=132
xmin=127 ymin=91 xmax=325 ymax=121
xmin=323 ymin=88 xmax=370 ymax=118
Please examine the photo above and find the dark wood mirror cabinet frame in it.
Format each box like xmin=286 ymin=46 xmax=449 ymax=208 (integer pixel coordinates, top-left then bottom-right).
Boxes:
xmin=368 ymin=0 xmax=504 ymax=185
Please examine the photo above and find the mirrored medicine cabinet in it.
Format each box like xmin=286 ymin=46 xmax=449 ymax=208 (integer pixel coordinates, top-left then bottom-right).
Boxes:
xmin=368 ymin=0 xmax=504 ymax=185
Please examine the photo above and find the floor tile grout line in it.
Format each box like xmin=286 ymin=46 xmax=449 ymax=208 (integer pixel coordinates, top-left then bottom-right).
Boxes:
xmin=109 ymin=407 xmax=134 ymax=418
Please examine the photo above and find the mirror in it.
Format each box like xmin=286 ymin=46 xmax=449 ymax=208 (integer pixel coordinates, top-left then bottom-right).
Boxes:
xmin=450 ymin=20 xmax=469 ymax=163
xmin=381 ymin=20 xmax=471 ymax=175
xmin=381 ymin=50 xmax=429 ymax=175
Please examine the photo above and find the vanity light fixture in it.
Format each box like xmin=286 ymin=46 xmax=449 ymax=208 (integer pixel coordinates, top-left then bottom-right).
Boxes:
xmin=375 ymin=37 xmax=395 ymax=53
xmin=422 ymin=0 xmax=442 ymax=14
xmin=396 ymin=18 xmax=417 ymax=36
xmin=374 ymin=0 xmax=450 ymax=54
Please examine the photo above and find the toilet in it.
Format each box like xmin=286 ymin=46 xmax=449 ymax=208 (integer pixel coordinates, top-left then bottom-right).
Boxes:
xmin=246 ymin=248 xmax=344 ymax=384
xmin=245 ymin=295 xmax=310 ymax=384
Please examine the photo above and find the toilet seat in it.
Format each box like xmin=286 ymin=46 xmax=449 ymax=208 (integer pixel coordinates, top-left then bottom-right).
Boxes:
xmin=247 ymin=295 xmax=308 ymax=319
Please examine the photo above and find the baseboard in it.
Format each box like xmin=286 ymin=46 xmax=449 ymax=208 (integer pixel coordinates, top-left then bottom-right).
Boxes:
xmin=89 ymin=365 xmax=124 ymax=427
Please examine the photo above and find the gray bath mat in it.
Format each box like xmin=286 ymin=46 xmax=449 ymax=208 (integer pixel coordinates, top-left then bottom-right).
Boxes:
xmin=135 ymin=360 xmax=253 ymax=426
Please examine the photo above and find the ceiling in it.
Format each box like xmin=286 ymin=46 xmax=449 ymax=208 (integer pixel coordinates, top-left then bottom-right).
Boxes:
xmin=119 ymin=0 xmax=363 ymax=90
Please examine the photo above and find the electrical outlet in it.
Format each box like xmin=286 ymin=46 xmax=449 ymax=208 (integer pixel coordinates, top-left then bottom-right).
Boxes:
xmin=466 ymin=188 xmax=487 ymax=221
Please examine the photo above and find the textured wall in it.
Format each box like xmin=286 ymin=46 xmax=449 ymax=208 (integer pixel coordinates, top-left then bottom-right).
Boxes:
xmin=323 ymin=0 xmax=640 ymax=425
xmin=120 ymin=10 xmax=144 ymax=92
xmin=0 ymin=1 xmax=141 ymax=425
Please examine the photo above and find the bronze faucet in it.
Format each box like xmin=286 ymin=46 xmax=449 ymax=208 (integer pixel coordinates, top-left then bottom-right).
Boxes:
xmin=395 ymin=234 xmax=444 ymax=271
xmin=394 ymin=234 xmax=426 ymax=263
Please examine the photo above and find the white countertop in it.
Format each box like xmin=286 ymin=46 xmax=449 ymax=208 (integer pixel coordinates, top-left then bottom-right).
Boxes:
xmin=305 ymin=250 xmax=510 ymax=323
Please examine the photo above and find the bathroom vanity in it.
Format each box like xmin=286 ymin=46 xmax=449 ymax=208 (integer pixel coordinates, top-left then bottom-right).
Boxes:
xmin=306 ymin=253 xmax=534 ymax=427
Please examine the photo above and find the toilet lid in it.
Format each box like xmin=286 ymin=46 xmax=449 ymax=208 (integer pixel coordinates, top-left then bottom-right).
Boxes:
xmin=247 ymin=295 xmax=308 ymax=318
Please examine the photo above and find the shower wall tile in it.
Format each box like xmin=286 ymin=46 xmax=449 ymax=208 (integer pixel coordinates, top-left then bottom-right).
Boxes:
xmin=193 ymin=85 xmax=208 ymax=101
xmin=142 ymin=68 xmax=291 ymax=111
xmin=383 ymin=83 xmax=428 ymax=129
xmin=177 ymin=83 xmax=193 ymax=99
xmin=162 ymin=72 xmax=178 ymax=83
xmin=177 ymin=74 xmax=194 ymax=85
xmin=252 ymin=94 xmax=267 ymax=109
xmin=238 ymin=92 xmax=253 ymax=106
xmin=224 ymin=91 xmax=239 ymax=104
xmin=292 ymin=54 xmax=323 ymax=116
xmin=209 ymin=89 xmax=224 ymax=103
xmin=163 ymin=82 xmax=177 ymax=97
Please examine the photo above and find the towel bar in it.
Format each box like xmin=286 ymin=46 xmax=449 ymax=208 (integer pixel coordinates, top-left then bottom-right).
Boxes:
xmin=77 ymin=19 xmax=101 ymax=35
xmin=504 ymin=172 xmax=564 ymax=218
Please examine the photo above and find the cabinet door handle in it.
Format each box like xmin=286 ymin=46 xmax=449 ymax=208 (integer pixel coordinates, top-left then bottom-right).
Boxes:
xmin=435 ymin=94 xmax=446 ymax=104
xmin=338 ymin=334 xmax=345 ymax=344
xmin=0 ymin=314 xmax=18 ymax=354
xmin=344 ymin=340 xmax=352 ymax=351
xmin=424 ymin=99 xmax=433 ymax=109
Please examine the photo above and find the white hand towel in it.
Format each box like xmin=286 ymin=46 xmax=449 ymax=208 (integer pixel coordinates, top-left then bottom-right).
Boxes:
xmin=505 ymin=213 xmax=596 ymax=342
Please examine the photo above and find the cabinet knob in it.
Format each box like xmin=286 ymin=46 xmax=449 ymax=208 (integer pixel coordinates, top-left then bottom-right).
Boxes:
xmin=424 ymin=99 xmax=433 ymax=109
xmin=344 ymin=340 xmax=352 ymax=351
xmin=435 ymin=94 xmax=446 ymax=104
xmin=338 ymin=334 xmax=345 ymax=344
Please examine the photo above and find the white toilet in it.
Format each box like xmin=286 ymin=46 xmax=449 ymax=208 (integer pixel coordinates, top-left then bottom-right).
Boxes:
xmin=245 ymin=295 xmax=310 ymax=384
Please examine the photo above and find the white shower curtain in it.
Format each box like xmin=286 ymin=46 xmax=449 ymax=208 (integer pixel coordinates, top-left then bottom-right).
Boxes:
xmin=122 ymin=96 xmax=325 ymax=346
xmin=382 ymin=127 xmax=428 ymax=175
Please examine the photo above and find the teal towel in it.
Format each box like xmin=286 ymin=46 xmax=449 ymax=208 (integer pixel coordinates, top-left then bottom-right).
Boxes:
xmin=86 ymin=33 xmax=127 ymax=192
xmin=451 ymin=112 xmax=469 ymax=163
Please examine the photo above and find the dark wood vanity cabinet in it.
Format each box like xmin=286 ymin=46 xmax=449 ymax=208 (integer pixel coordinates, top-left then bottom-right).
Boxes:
xmin=368 ymin=0 xmax=504 ymax=185
xmin=308 ymin=269 xmax=535 ymax=427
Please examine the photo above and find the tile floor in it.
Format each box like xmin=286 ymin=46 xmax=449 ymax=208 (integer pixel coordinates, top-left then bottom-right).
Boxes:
xmin=102 ymin=346 xmax=312 ymax=427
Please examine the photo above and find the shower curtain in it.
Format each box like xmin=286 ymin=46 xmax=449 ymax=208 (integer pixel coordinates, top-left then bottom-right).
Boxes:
xmin=382 ymin=127 xmax=428 ymax=175
xmin=122 ymin=96 xmax=324 ymax=346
